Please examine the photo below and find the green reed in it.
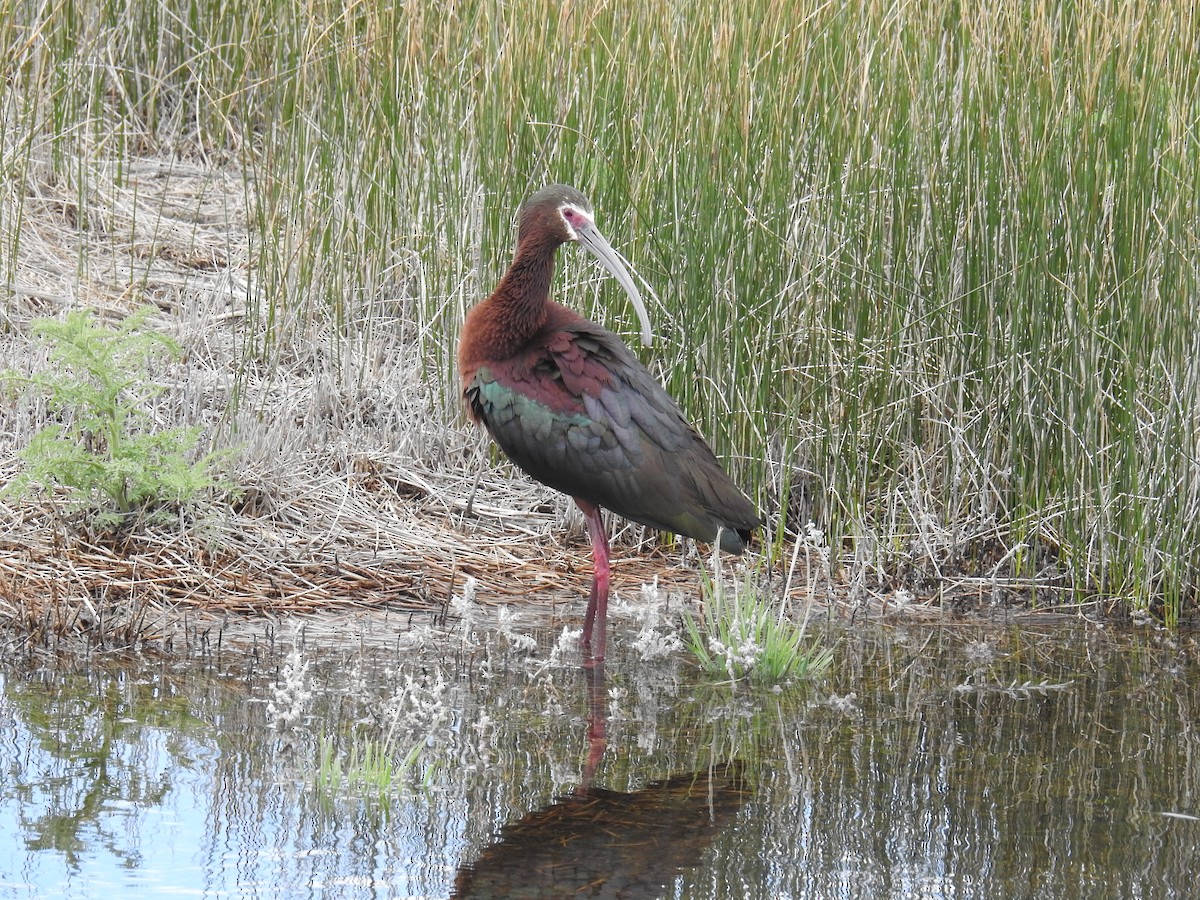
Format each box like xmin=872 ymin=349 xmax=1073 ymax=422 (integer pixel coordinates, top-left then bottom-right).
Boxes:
xmin=4 ymin=0 xmax=1198 ymax=618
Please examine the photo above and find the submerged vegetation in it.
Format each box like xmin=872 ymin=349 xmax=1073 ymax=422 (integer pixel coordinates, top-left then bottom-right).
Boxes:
xmin=1 ymin=0 xmax=1198 ymax=629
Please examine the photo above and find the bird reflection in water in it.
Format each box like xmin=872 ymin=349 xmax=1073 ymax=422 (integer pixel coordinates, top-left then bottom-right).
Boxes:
xmin=452 ymin=664 xmax=751 ymax=899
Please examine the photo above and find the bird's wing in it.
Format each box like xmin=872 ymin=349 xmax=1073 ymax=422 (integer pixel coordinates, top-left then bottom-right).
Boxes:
xmin=464 ymin=322 xmax=759 ymax=547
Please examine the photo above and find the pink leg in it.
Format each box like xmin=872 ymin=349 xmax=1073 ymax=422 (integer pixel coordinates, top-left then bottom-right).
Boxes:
xmin=579 ymin=660 xmax=608 ymax=790
xmin=575 ymin=498 xmax=610 ymax=665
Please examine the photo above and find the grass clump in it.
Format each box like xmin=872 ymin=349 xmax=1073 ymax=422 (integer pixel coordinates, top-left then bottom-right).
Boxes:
xmin=4 ymin=307 xmax=218 ymax=531
xmin=683 ymin=557 xmax=833 ymax=685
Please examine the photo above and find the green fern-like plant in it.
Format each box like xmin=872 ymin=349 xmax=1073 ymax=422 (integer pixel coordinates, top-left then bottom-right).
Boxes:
xmin=6 ymin=307 xmax=217 ymax=529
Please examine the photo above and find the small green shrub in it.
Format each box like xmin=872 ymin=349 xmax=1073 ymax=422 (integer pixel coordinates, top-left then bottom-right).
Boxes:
xmin=5 ymin=306 xmax=218 ymax=530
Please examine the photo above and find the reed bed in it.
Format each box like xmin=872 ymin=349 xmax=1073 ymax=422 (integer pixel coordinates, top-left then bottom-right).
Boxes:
xmin=1 ymin=0 xmax=1197 ymax=636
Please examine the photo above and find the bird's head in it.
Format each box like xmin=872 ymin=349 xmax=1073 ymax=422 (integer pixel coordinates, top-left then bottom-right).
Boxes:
xmin=518 ymin=184 xmax=653 ymax=348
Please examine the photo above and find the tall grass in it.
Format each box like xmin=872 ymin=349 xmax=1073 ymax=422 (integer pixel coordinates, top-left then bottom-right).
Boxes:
xmin=3 ymin=0 xmax=1198 ymax=618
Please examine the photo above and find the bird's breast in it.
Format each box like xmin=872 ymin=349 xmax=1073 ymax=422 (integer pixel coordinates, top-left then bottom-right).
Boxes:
xmin=467 ymin=361 xmax=589 ymax=425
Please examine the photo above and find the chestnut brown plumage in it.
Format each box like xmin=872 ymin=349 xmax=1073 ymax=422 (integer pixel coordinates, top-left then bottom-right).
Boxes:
xmin=458 ymin=184 xmax=761 ymax=664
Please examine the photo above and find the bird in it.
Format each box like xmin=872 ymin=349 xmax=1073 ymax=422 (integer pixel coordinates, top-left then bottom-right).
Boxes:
xmin=458 ymin=184 xmax=761 ymax=665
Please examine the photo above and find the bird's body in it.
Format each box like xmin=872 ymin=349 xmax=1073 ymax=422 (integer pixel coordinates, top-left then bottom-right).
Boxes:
xmin=459 ymin=184 xmax=761 ymax=664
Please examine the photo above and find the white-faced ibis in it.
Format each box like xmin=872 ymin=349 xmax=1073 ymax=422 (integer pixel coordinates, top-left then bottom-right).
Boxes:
xmin=458 ymin=184 xmax=761 ymax=664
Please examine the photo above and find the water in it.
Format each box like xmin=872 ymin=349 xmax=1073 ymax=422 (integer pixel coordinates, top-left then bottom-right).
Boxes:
xmin=0 ymin=614 xmax=1196 ymax=899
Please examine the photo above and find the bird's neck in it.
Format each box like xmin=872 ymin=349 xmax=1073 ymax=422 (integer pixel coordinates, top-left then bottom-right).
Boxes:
xmin=479 ymin=238 xmax=558 ymax=357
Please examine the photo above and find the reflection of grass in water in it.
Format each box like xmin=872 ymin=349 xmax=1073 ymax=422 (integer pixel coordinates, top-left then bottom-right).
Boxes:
xmin=313 ymin=729 xmax=426 ymax=801
xmin=269 ymin=638 xmax=451 ymax=801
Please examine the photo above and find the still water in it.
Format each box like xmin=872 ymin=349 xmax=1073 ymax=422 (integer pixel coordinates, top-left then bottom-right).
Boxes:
xmin=0 ymin=609 xmax=1196 ymax=899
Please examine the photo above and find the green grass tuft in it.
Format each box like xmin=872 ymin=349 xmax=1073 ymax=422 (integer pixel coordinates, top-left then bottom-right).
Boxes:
xmin=683 ymin=556 xmax=834 ymax=685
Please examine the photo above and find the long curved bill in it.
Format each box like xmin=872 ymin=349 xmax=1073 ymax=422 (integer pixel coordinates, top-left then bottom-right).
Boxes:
xmin=575 ymin=221 xmax=654 ymax=348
